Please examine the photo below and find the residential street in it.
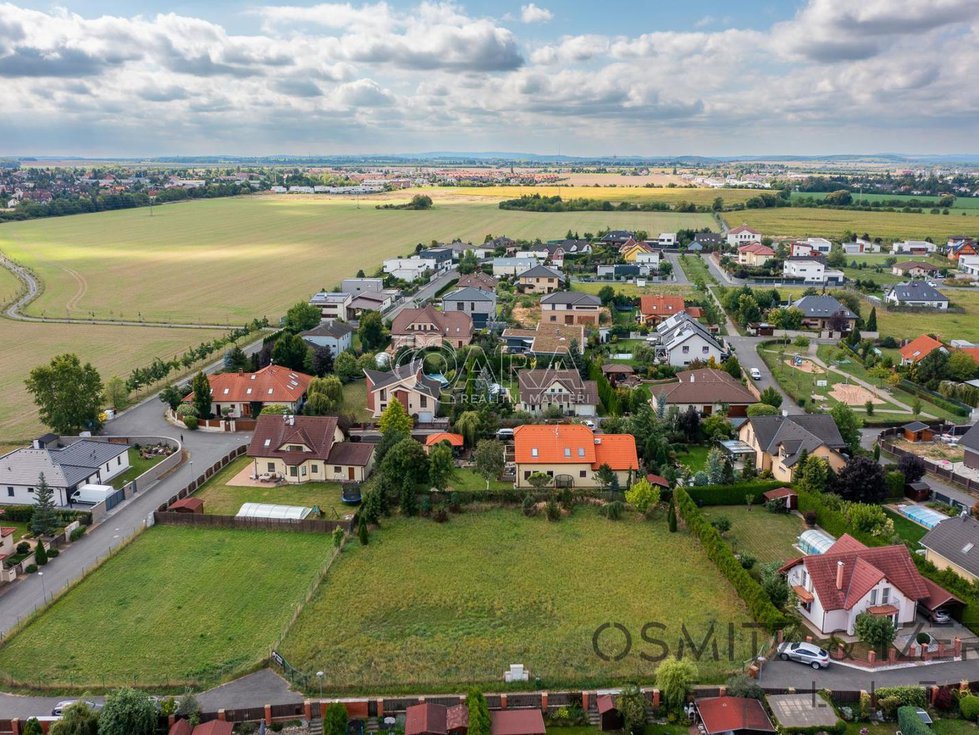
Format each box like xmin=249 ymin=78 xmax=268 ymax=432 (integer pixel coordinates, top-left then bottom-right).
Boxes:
xmin=664 ymin=252 xmax=690 ymax=285
xmin=385 ymin=266 xmax=459 ymax=319
xmin=760 ymin=656 xmax=979 ymax=689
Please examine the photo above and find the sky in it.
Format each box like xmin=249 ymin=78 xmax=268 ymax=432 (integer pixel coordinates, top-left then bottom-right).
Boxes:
xmin=1 ymin=0 xmax=978 ymax=157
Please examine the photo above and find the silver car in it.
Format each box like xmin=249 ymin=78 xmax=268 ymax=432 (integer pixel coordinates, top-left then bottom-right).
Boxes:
xmin=777 ymin=641 xmax=830 ymax=669
xmin=52 ymin=700 xmax=101 ymax=716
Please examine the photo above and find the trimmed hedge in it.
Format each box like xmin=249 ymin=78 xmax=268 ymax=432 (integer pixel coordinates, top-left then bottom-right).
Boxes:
xmin=685 ymin=480 xmax=786 ymax=506
xmin=0 ymin=505 xmax=92 ymax=526
xmin=912 ymin=555 xmax=979 ymax=633
xmin=795 ymin=490 xmax=881 ymax=547
xmin=675 ymin=487 xmax=790 ymax=631
xmin=878 ymin=688 xmax=928 ymax=709
xmin=897 ymin=706 xmax=934 ymax=735
xmin=899 ymin=379 xmax=970 ymax=417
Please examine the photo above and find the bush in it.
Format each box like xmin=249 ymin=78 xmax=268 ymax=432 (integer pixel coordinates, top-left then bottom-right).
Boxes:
xmin=885 ymin=470 xmax=906 ymax=499
xmin=34 ymin=543 xmax=47 ymax=566
xmin=803 ymin=510 xmax=817 ymax=526
xmin=736 ymin=552 xmax=756 ymax=570
xmin=878 ymin=687 xmax=928 ymax=709
xmin=16 ymin=542 xmax=29 ymax=555
xmin=959 ymin=695 xmax=979 ymax=722
xmin=710 ymin=516 xmax=731 ymax=533
xmin=522 ymin=494 xmax=537 ymax=517
xmin=545 ymin=498 xmax=561 ymax=521
xmin=432 ymin=504 xmax=449 ymax=523
xmin=184 ymin=415 xmax=199 ymax=430
xmin=69 ymin=525 xmax=86 ymax=542
xmin=685 ymin=480 xmax=784 ymax=506
xmin=897 ymin=707 xmax=934 ymax=735
xmin=765 ymin=498 xmax=789 ymax=513
xmin=600 ymin=501 xmax=625 ymax=520
xmin=725 ymin=673 xmax=763 ymax=699
xmin=47 ymin=548 xmax=59 ymax=558
xmin=25 ymin=564 xmax=37 ymax=573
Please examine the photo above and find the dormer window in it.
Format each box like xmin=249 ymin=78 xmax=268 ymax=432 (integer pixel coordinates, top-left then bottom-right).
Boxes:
xmin=531 ymin=448 xmax=539 ymax=457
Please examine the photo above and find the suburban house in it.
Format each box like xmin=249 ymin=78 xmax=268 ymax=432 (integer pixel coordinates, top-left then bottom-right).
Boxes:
xmin=947 ymin=238 xmax=978 ymax=261
xmin=958 ymin=421 xmax=979 ymax=471
xmin=655 ymin=312 xmax=726 ymax=367
xmin=456 ymin=271 xmax=498 ymax=292
xmin=621 ymin=241 xmax=656 ymax=263
xmin=417 ymin=247 xmax=454 ymax=270
xmin=791 ymin=295 xmax=857 ymax=332
xmin=516 ymin=265 xmax=564 ymax=294
xmin=601 ymin=230 xmax=635 ymax=247
xmin=843 ymin=238 xmax=880 ymax=254
xmin=300 ymin=321 xmax=354 ymax=355
xmin=492 ymin=257 xmax=538 ymax=277
xmin=405 ymin=702 xmax=469 ymax=735
xmin=885 ymin=282 xmax=949 ymax=310
xmin=783 ymin=259 xmax=844 ymax=284
xmin=781 ymin=534 xmax=955 ymax=635
xmin=920 ymin=514 xmax=979 ymax=584
xmin=695 ymin=697 xmax=776 ymax=735
xmin=899 ymin=334 xmax=945 ymax=366
xmin=0 ymin=439 xmax=131 ymax=507
xmin=689 ymin=232 xmax=724 ymax=250
xmin=247 ymin=414 xmax=374 ymax=483
xmin=649 ymin=368 xmax=758 ymax=418
xmin=248 ymin=414 xmax=374 ymax=483
xmin=638 ymin=294 xmax=687 ymax=325
xmin=540 ymin=291 xmax=601 ymax=325
xmin=364 ymin=359 xmax=441 ymax=421
xmin=340 ymin=277 xmax=384 ymax=296
xmin=185 ymin=365 xmax=313 ymax=417
xmin=656 ymin=232 xmax=677 ymax=246
xmin=958 ymin=254 xmax=979 ymax=278
xmin=893 ymin=240 xmax=937 ymax=254
xmin=503 ymin=322 xmax=586 ymax=357
xmin=308 ymin=291 xmax=351 ymax=321
xmin=726 ymin=225 xmax=762 ymax=248
xmin=441 ymin=286 xmax=497 ymax=328
xmin=596 ymin=264 xmax=644 ymax=279
xmin=347 ymin=290 xmax=397 ymax=317
xmin=891 ymin=261 xmax=939 ymax=278
xmin=789 ymin=241 xmax=815 ymax=258
xmin=390 ymin=306 xmax=473 ymax=350
xmin=804 ymin=237 xmax=833 ymax=254
xmin=738 ymin=414 xmax=847 ymax=482
xmin=513 ymin=424 xmax=639 ymax=489
xmin=634 ymin=249 xmax=662 ymax=268
xmin=517 ymin=369 xmax=598 ymax=417
xmin=737 ymin=243 xmax=776 ymax=267
xmin=383 ymin=256 xmax=431 ymax=282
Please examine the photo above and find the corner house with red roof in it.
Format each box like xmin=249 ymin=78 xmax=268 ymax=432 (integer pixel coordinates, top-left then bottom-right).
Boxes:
xmin=184 ymin=364 xmax=313 ymax=418
xmin=247 ymin=414 xmax=375 ymax=483
xmin=513 ymin=424 xmax=639 ymax=489
xmin=780 ymin=534 xmax=958 ymax=636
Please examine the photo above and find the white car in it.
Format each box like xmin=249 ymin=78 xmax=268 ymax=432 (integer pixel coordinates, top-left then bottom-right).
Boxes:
xmin=749 ymin=367 xmax=762 ymax=380
xmin=52 ymin=700 xmax=101 ymax=716
xmin=583 ymin=419 xmax=596 ymax=429
xmin=777 ymin=641 xmax=830 ymax=669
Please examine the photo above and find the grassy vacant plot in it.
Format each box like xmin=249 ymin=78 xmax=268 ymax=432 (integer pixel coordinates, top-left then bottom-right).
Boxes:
xmin=108 ymin=448 xmax=168 ymax=489
xmin=0 ymin=196 xmax=713 ymax=325
xmin=729 ymin=207 xmax=979 ymax=241
xmin=444 ymin=468 xmax=514 ymax=492
xmin=872 ymin=289 xmax=979 ymax=343
xmin=0 ymin=526 xmax=332 ymax=689
xmin=280 ymin=508 xmax=758 ymax=692
xmin=572 ymin=280 xmax=695 ymax=299
xmin=0 ymin=320 xmax=228 ymax=440
xmin=702 ymin=506 xmax=803 ymax=565
xmin=883 ymin=508 xmax=927 ymax=545
xmin=194 ymin=456 xmax=351 ymax=519
xmin=341 ymin=380 xmax=373 ymax=422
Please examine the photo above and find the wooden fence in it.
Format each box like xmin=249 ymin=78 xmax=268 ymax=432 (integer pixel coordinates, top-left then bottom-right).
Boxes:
xmin=154 ymin=511 xmax=351 ymax=533
xmin=157 ymin=445 xmax=248 ymax=512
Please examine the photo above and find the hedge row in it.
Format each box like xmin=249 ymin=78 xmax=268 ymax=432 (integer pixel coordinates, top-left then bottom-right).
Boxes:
xmin=0 ymin=505 xmax=92 ymax=526
xmin=685 ymin=480 xmax=786 ymax=506
xmin=795 ymin=490 xmax=881 ymax=547
xmin=424 ymin=487 xmax=626 ymax=505
xmin=897 ymin=706 xmax=934 ymax=735
xmin=675 ymin=487 xmax=790 ymax=631
xmin=878 ymin=688 xmax=928 ymax=708
xmin=899 ymin=379 xmax=970 ymax=417
xmin=911 ymin=555 xmax=979 ymax=633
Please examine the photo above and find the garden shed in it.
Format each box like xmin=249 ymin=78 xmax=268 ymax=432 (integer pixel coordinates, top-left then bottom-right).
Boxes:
xmin=597 ymin=695 xmax=623 ymax=732
xmin=902 ymin=421 xmax=934 ymax=443
xmin=762 ymin=487 xmax=797 ymax=510
xmin=168 ymin=497 xmax=204 ymax=514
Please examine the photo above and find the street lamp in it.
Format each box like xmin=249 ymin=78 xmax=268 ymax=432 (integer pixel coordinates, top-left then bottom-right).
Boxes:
xmin=37 ymin=570 xmax=46 ymax=603
xmin=316 ymin=671 xmax=324 ymax=700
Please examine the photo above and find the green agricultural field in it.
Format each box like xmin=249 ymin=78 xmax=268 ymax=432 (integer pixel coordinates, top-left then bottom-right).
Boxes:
xmin=0 ymin=526 xmax=333 ymax=689
xmin=702 ymin=506 xmax=803 ymax=565
xmin=873 ymin=289 xmax=979 ymax=343
xmin=790 ymin=191 xmax=979 ymax=211
xmin=0 ymin=320 xmax=229 ymax=440
xmin=194 ymin=456 xmax=353 ymax=519
xmin=279 ymin=508 xmax=760 ymax=693
xmin=729 ymin=207 xmax=979 ymax=242
xmin=0 ymin=196 xmax=714 ymax=324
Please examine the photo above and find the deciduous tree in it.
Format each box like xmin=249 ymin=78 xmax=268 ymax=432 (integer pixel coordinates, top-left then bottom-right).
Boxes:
xmin=98 ymin=688 xmax=156 ymax=735
xmin=428 ymin=442 xmax=455 ymax=491
xmin=655 ymin=657 xmax=698 ymax=714
xmin=358 ymin=311 xmax=386 ymax=351
xmin=284 ymin=301 xmax=322 ymax=333
xmin=25 ymin=353 xmax=104 ymax=434
xmin=473 ymin=439 xmax=505 ymax=489
xmin=833 ymin=456 xmax=886 ymax=503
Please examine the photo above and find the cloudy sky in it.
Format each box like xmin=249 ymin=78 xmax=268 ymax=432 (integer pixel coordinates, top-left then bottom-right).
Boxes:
xmin=1 ymin=0 xmax=978 ymax=157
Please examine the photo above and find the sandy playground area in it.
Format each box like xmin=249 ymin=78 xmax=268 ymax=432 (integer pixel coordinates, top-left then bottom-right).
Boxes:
xmin=784 ymin=357 xmax=825 ymax=374
xmin=829 ymin=383 xmax=884 ymax=406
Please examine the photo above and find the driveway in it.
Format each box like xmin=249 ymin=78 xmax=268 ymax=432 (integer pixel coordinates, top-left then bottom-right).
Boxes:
xmin=760 ymin=654 xmax=979 ymax=689
xmin=664 ymin=253 xmax=690 ymax=285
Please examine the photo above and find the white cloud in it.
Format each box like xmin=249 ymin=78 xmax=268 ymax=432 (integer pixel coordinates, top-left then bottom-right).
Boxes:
xmin=520 ymin=4 xmax=553 ymax=24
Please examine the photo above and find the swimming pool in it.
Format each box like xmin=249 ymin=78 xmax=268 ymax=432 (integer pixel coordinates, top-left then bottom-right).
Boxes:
xmin=896 ymin=503 xmax=950 ymax=530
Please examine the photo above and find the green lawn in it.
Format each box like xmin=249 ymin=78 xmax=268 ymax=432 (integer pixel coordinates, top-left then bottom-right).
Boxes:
xmin=678 ymin=254 xmax=715 ymax=285
xmin=883 ymin=508 xmax=927 ymax=545
xmin=873 ymin=288 xmax=979 ymax=344
xmin=446 ymin=467 xmax=513 ymax=492
xmin=0 ymin=526 xmax=334 ymax=689
xmin=279 ymin=508 xmax=760 ymax=693
xmin=342 ymin=380 xmax=373 ymax=422
xmin=572 ymin=281 xmax=695 ymax=298
xmin=702 ymin=506 xmax=804 ymax=565
xmin=194 ymin=456 xmax=352 ymax=520
xmin=109 ymin=448 xmax=169 ymax=489
xmin=677 ymin=445 xmax=710 ymax=472
xmin=933 ymin=721 xmax=979 ymax=735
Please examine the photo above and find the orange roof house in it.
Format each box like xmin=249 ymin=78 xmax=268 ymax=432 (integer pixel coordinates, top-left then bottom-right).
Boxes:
xmin=183 ymin=365 xmax=313 ymax=417
xmin=639 ymin=294 xmax=686 ymax=325
xmin=513 ymin=424 xmax=638 ymax=489
xmin=899 ymin=334 xmax=945 ymax=365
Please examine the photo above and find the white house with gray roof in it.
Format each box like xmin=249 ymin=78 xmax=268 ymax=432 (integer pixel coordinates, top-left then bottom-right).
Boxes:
xmin=0 ymin=440 xmax=130 ymax=506
xmin=441 ymin=286 xmax=497 ymax=328
xmin=885 ymin=282 xmax=949 ymax=310
xmin=654 ymin=312 xmax=725 ymax=367
xmin=540 ymin=291 xmax=601 ymax=325
xmin=300 ymin=321 xmax=354 ymax=355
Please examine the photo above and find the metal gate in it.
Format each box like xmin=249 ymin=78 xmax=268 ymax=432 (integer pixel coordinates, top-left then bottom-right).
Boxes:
xmin=105 ymin=487 xmax=126 ymax=511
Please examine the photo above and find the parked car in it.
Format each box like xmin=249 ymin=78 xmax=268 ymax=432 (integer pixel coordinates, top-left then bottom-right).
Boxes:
xmin=926 ymin=608 xmax=952 ymax=625
xmin=777 ymin=641 xmax=830 ymax=669
xmin=583 ymin=419 xmax=596 ymax=429
xmin=749 ymin=367 xmax=762 ymax=380
xmin=495 ymin=428 xmax=515 ymax=441
xmin=52 ymin=700 xmax=101 ymax=716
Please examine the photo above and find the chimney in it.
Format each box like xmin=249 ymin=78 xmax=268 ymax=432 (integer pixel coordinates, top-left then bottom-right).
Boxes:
xmin=690 ymin=373 xmax=695 ymax=383
xmin=836 ymin=561 xmax=844 ymax=591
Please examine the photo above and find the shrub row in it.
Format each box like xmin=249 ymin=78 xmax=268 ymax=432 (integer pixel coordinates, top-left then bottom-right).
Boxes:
xmin=675 ymin=487 xmax=790 ymax=631
xmin=0 ymin=505 xmax=92 ymax=526
xmin=685 ymin=480 xmax=786 ymax=506
xmin=795 ymin=490 xmax=880 ymax=547
xmin=897 ymin=706 xmax=934 ymax=735
xmin=782 ymin=722 xmax=846 ymax=735
xmin=899 ymin=379 xmax=971 ymax=417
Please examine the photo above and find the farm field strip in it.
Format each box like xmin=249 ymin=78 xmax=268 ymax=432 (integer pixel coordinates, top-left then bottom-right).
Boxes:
xmin=728 ymin=207 xmax=979 ymax=241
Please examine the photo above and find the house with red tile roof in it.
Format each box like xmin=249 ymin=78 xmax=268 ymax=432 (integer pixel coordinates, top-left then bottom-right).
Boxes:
xmin=247 ymin=414 xmax=375 ymax=483
xmin=696 ymin=697 xmax=775 ymax=735
xmin=638 ymin=294 xmax=686 ymax=325
xmin=391 ymin=305 xmax=473 ymax=350
xmin=899 ymin=334 xmax=945 ymax=366
xmin=405 ymin=702 xmax=469 ymax=735
xmin=780 ymin=534 xmax=955 ymax=635
xmin=737 ymin=242 xmax=776 ymax=267
xmin=513 ymin=424 xmax=638 ymax=489
xmin=183 ymin=365 xmax=313 ymax=418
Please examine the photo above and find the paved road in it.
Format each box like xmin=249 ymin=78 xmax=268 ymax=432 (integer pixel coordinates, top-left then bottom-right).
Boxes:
xmin=0 ymin=254 xmax=236 ymax=329
xmin=664 ymin=253 xmax=690 ymax=285
xmin=386 ymin=266 xmax=459 ymax=320
xmin=701 ymin=253 xmax=744 ymax=286
xmin=760 ymin=655 xmax=979 ymax=689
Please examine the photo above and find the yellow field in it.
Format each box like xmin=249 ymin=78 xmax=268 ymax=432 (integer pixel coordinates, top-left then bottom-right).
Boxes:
xmin=727 ymin=207 xmax=979 ymax=241
xmin=0 ymin=320 xmax=227 ymax=440
xmin=411 ymin=185 xmax=755 ymax=207
xmin=0 ymin=196 xmax=714 ymax=324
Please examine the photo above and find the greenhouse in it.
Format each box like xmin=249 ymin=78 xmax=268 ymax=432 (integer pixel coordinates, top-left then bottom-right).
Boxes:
xmin=797 ymin=528 xmax=837 ymax=556
xmin=236 ymin=502 xmax=313 ymax=520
